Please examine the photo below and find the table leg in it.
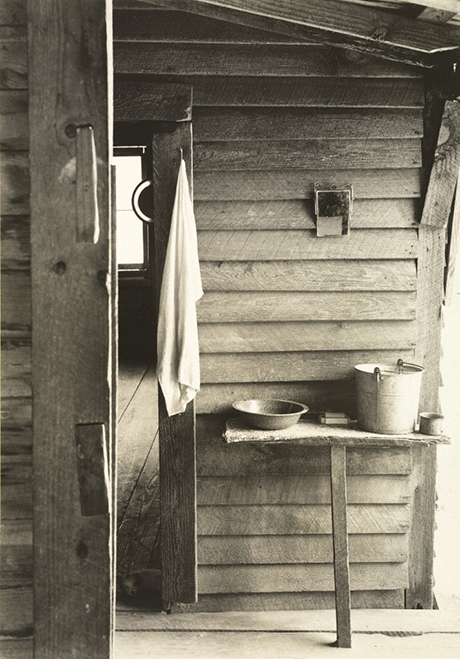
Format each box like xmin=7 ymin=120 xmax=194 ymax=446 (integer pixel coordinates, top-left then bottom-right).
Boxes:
xmin=330 ymin=445 xmax=351 ymax=648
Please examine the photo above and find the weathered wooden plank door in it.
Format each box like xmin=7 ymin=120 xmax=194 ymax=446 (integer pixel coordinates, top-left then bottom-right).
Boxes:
xmin=151 ymin=123 xmax=198 ymax=605
xmin=29 ymin=1 xmax=115 ymax=657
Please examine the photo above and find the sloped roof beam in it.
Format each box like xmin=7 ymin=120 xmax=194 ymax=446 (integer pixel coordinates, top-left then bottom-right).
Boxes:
xmin=143 ymin=0 xmax=460 ymax=68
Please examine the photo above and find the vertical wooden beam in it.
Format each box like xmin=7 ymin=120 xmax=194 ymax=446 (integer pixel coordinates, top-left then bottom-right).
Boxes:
xmin=408 ymin=98 xmax=460 ymax=610
xmin=29 ymin=1 xmax=114 ymax=657
xmin=330 ymin=445 xmax=351 ymax=648
xmin=151 ymin=123 xmax=197 ymax=605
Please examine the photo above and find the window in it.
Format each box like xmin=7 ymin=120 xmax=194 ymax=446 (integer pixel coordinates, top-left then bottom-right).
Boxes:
xmin=114 ymin=149 xmax=147 ymax=271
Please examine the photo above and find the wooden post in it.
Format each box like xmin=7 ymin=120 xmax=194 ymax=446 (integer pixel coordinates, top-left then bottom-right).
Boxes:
xmin=29 ymin=1 xmax=115 ymax=657
xmin=151 ymin=123 xmax=198 ymax=605
xmin=408 ymin=98 xmax=460 ymax=609
xmin=330 ymin=445 xmax=352 ymax=648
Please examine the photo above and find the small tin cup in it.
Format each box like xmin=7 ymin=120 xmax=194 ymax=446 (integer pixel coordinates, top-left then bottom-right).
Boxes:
xmin=419 ymin=412 xmax=444 ymax=436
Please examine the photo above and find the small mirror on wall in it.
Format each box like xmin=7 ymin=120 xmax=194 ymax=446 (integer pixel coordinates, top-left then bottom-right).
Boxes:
xmin=314 ymin=184 xmax=353 ymax=237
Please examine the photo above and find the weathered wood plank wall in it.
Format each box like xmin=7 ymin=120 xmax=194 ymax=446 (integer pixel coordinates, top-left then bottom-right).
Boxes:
xmin=0 ymin=0 xmax=33 ymax=645
xmin=113 ymin=6 xmax=425 ymax=612
xmin=114 ymin=6 xmax=423 ymax=417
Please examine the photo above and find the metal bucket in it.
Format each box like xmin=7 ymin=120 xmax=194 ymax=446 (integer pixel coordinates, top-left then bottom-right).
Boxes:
xmin=355 ymin=359 xmax=424 ymax=434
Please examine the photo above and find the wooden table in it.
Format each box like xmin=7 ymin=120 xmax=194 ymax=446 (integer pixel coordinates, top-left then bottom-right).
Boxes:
xmin=223 ymin=419 xmax=449 ymax=648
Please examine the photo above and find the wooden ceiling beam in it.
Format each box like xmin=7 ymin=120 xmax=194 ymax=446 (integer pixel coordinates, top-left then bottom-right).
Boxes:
xmin=137 ymin=0 xmax=460 ymax=68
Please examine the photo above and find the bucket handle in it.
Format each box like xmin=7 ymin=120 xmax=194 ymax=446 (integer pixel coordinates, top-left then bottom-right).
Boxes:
xmin=396 ymin=358 xmax=422 ymax=373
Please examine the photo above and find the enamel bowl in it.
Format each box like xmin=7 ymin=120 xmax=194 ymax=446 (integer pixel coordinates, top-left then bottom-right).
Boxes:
xmin=232 ymin=399 xmax=308 ymax=430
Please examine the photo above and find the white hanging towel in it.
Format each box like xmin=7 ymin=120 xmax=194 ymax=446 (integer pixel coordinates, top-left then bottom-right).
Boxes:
xmin=157 ymin=159 xmax=203 ymax=416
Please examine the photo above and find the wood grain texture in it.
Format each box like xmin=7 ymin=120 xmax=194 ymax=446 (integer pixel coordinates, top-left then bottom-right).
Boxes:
xmin=198 ymin=533 xmax=408 ymax=565
xmin=1 ymin=271 xmax=31 ymax=335
xmin=406 ymin=445 xmax=437 ymax=609
xmin=196 ymin=441 xmax=413 ymax=478
xmin=190 ymin=79 xmax=424 ymax=108
xmin=199 ymin=259 xmax=417 ymax=291
xmin=0 ymin=152 xmax=29 ymax=214
xmin=1 ymin=397 xmax=32 ymax=432
xmin=113 ymin=8 xmax=304 ymax=43
xmin=197 ymin=504 xmax=409 ymax=536
xmin=29 ymin=1 xmax=114 ymax=656
xmin=0 ymin=0 xmax=27 ymax=25
xmin=197 ymin=562 xmax=408 ymax=593
xmin=114 ymin=80 xmax=192 ymax=121
xmin=151 ymin=124 xmax=197 ymax=604
xmin=197 ymin=474 xmax=411 ymax=505
xmin=198 ymin=320 xmax=416 ymax=353
xmin=113 ymin=42 xmax=424 ymax=77
xmin=198 ymin=292 xmax=416 ymax=323
xmin=197 ymin=230 xmax=419 ymax=260
xmin=421 ymin=100 xmax=460 ymax=228
xmin=1 ymin=216 xmax=30 ymax=271
xmin=200 ymin=349 xmax=415 ymax=383
xmin=194 ymin=169 xmax=421 ymax=200
xmin=172 ymin=588 xmax=405 ymax=612
xmin=197 ymin=380 xmax=357 ymax=415
xmin=192 ymin=107 xmax=424 ymax=140
xmin=1 ymin=338 xmax=31 ymax=397
xmin=0 ymin=587 xmax=32 ymax=638
xmin=166 ymin=0 xmax=460 ymax=54
xmin=0 ymin=28 xmax=27 ymax=89
xmin=0 ymin=90 xmax=28 ymax=149
xmin=117 ymin=364 xmax=158 ymax=521
xmin=194 ymin=138 xmax=422 ymax=170
xmin=330 ymin=445 xmax=351 ymax=647
xmin=195 ymin=199 xmax=420 ymax=230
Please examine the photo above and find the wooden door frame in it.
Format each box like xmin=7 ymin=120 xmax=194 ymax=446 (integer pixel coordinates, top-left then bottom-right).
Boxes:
xmin=29 ymin=1 xmax=115 ymax=657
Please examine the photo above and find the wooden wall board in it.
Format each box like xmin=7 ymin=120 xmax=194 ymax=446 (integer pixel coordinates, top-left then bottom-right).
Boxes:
xmin=113 ymin=8 xmax=304 ymax=43
xmin=1 ymin=271 xmax=31 ymax=335
xmin=197 ymin=380 xmax=357 ymax=415
xmin=1 ymin=394 xmax=31 ymax=428
xmin=0 ymin=90 xmax=28 ymax=150
xmin=0 ymin=0 xmax=26 ymax=25
xmin=0 ymin=29 xmax=27 ymax=90
xmin=197 ymin=562 xmax=409 ymax=593
xmin=199 ymin=259 xmax=417 ymax=291
xmin=193 ymin=138 xmax=422 ymax=170
xmin=200 ymin=349 xmax=415 ymax=383
xmin=113 ymin=43 xmax=423 ymax=78
xmin=198 ymin=320 xmax=416 ymax=353
xmin=0 ymin=640 xmax=32 ymax=658
xmin=1 ymin=482 xmax=32 ymax=520
xmin=1 ymin=428 xmax=32 ymax=456
xmin=1 ymin=338 xmax=31 ymax=397
xmin=192 ymin=108 xmax=425 ymax=140
xmin=115 ymin=76 xmax=424 ymax=108
xmin=197 ymin=504 xmax=410 ymax=536
xmin=190 ymin=79 xmax=424 ymax=109
xmin=197 ymin=533 xmax=408 ymax=565
xmin=194 ymin=169 xmax=421 ymax=200
xmin=196 ymin=443 xmax=413 ymax=477
xmin=195 ymin=199 xmax=420 ymax=230
xmin=114 ymin=80 xmax=192 ymax=122
xmin=198 ymin=292 xmax=416 ymax=323
xmin=172 ymin=588 xmax=405 ymax=612
xmin=1 ymin=215 xmax=30 ymax=270
xmin=0 ymin=152 xmax=29 ymax=214
xmin=197 ymin=475 xmax=411 ymax=505
xmin=0 ymin=587 xmax=32 ymax=637
xmin=197 ymin=230 xmax=419 ymax=260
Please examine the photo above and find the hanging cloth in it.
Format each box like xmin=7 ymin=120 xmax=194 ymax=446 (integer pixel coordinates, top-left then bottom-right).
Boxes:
xmin=157 ymin=159 xmax=203 ymax=416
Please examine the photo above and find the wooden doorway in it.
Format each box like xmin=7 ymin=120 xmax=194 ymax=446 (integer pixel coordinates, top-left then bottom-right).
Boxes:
xmin=114 ymin=84 xmax=197 ymax=609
